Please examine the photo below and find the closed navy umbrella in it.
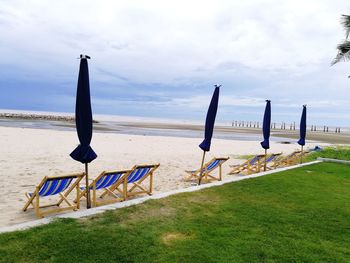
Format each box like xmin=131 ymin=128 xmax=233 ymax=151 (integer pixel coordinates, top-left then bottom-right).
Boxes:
xmin=297 ymin=105 xmax=307 ymax=163
xmin=70 ymin=54 xmax=97 ymax=208
xmin=260 ymin=100 xmax=271 ymax=171
xmin=198 ymin=85 xmax=220 ymax=185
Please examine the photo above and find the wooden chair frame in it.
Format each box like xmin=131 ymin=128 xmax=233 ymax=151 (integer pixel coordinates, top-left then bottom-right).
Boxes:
xmin=285 ymin=151 xmax=310 ymax=166
xmin=229 ymin=155 xmax=265 ymax=175
xmin=23 ymin=172 xmax=85 ymax=218
xmin=275 ymin=151 xmax=303 ymax=167
xmin=101 ymin=164 xmax=160 ymax=201
xmin=75 ymin=170 xmax=130 ymax=207
xmin=185 ymin=157 xmax=229 ymax=182
xmin=257 ymin=153 xmax=283 ymax=172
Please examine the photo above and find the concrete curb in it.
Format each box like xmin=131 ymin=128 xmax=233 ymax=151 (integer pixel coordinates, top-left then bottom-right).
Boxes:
xmin=0 ymin=160 xmax=321 ymax=234
xmin=317 ymin=157 xmax=350 ymax=165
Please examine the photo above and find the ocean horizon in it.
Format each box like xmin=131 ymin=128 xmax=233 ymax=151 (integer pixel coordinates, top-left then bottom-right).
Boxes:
xmin=2 ymin=108 xmax=345 ymax=145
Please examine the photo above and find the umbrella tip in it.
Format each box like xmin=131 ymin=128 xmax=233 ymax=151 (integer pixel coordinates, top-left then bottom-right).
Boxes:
xmin=79 ymin=54 xmax=91 ymax=59
xmin=303 ymin=104 xmax=307 ymax=107
xmin=214 ymin=84 xmax=221 ymax=88
xmin=266 ymin=99 xmax=271 ymax=102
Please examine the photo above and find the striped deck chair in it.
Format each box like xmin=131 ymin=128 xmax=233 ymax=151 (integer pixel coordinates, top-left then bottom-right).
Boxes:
xmin=260 ymin=153 xmax=283 ymax=171
xmin=299 ymin=150 xmax=310 ymax=164
xmin=23 ymin=172 xmax=85 ymax=218
xmin=228 ymin=154 xmax=265 ymax=175
xmin=185 ymin=157 xmax=230 ymax=183
xmin=275 ymin=151 xmax=302 ymax=167
xmin=285 ymin=150 xmax=310 ymax=166
xmin=76 ymin=170 xmax=131 ymax=207
xmin=101 ymin=164 xmax=160 ymax=200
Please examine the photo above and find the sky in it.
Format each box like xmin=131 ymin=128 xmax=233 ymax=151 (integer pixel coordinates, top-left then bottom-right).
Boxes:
xmin=0 ymin=0 xmax=349 ymax=126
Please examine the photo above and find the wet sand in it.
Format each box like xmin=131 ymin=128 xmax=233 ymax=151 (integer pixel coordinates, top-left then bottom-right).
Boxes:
xmin=1 ymin=116 xmax=348 ymax=144
xmin=119 ymin=122 xmax=350 ymax=144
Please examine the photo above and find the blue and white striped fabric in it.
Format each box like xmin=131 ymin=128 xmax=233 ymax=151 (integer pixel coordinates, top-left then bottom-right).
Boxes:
xmin=80 ymin=172 xmax=125 ymax=191
xmin=266 ymin=155 xmax=277 ymax=163
xmin=202 ymin=159 xmax=221 ymax=172
xmin=94 ymin=172 xmax=125 ymax=190
xmin=30 ymin=178 xmax=73 ymax=197
xmin=127 ymin=167 xmax=151 ymax=183
xmin=249 ymin=156 xmax=260 ymax=165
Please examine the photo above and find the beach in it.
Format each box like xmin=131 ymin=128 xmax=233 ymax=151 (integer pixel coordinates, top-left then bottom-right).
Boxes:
xmin=0 ymin=125 xmax=326 ymax=227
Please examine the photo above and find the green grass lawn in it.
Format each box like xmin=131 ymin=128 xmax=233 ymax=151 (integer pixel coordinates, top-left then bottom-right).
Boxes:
xmin=305 ymin=146 xmax=350 ymax=162
xmin=1 ymin=162 xmax=349 ymax=263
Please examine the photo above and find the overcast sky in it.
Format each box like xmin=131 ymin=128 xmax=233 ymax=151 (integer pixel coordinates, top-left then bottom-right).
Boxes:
xmin=0 ymin=0 xmax=349 ymax=125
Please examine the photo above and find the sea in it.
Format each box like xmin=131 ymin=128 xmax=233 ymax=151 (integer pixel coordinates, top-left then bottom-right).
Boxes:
xmin=0 ymin=109 xmax=343 ymax=143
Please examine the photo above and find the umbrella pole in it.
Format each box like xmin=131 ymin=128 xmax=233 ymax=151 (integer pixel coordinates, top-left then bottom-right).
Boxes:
xmin=264 ymin=149 xmax=267 ymax=171
xmin=300 ymin=145 xmax=304 ymax=164
xmin=198 ymin=151 xmax=206 ymax=185
xmin=85 ymin=163 xmax=91 ymax=209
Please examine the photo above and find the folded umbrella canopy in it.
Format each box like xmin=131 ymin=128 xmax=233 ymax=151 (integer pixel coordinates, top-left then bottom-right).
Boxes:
xmin=70 ymin=54 xmax=97 ymax=208
xmin=297 ymin=105 xmax=307 ymax=163
xmin=260 ymin=100 xmax=271 ymax=171
xmin=198 ymin=85 xmax=220 ymax=185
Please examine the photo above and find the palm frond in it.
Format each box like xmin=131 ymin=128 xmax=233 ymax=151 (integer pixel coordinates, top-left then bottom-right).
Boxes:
xmin=341 ymin=14 xmax=350 ymax=39
xmin=331 ymin=40 xmax=350 ymax=65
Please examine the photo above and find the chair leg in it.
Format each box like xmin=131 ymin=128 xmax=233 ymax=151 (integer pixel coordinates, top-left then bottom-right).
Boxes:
xmin=76 ymin=183 xmax=80 ymax=209
xmin=123 ymin=178 xmax=127 ymax=201
xmin=149 ymin=173 xmax=153 ymax=194
xmin=35 ymin=193 xmax=42 ymax=218
xmin=59 ymin=178 xmax=83 ymax=206
xmin=58 ymin=193 xmax=73 ymax=208
xmin=23 ymin=193 xmax=35 ymax=211
xmin=92 ymin=183 xmax=97 ymax=208
xmin=129 ymin=183 xmax=148 ymax=194
xmin=100 ymin=180 xmax=122 ymax=198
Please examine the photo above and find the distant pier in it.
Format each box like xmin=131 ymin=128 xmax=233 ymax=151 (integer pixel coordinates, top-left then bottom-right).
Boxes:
xmin=231 ymin=120 xmax=342 ymax=133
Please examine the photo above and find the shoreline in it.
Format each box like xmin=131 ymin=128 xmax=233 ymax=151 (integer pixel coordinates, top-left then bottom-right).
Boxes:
xmin=0 ymin=116 xmax=349 ymax=144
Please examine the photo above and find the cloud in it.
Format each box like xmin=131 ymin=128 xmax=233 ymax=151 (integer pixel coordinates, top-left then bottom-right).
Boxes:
xmin=0 ymin=0 xmax=349 ymax=125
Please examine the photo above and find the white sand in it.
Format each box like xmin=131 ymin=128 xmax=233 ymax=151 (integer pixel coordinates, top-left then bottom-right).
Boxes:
xmin=0 ymin=126 xmax=324 ymax=227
